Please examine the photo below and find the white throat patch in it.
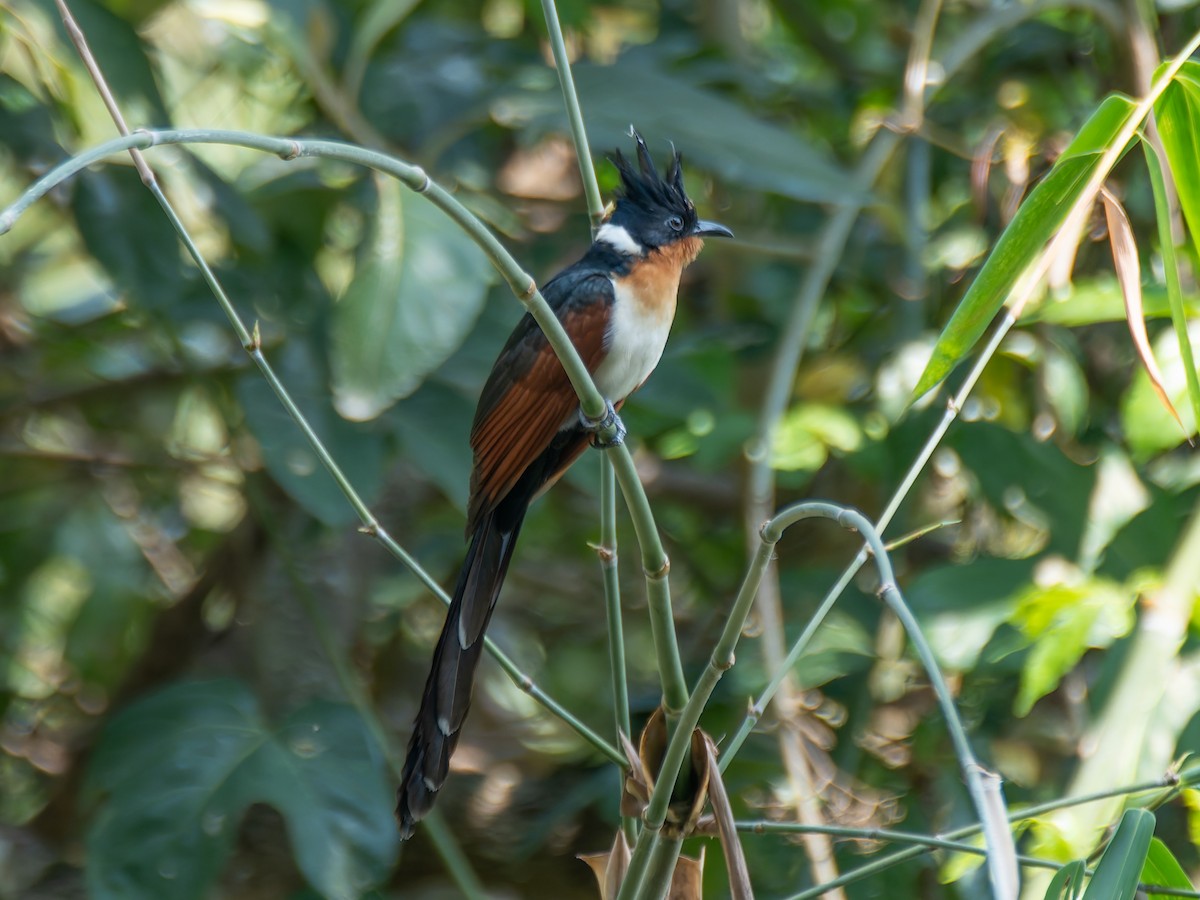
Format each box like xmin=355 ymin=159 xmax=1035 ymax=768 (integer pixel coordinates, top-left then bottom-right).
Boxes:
xmin=596 ymin=223 xmax=643 ymax=257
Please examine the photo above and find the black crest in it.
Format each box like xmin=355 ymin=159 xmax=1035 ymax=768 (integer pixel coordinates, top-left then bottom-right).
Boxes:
xmin=610 ymin=129 xmax=693 ymax=216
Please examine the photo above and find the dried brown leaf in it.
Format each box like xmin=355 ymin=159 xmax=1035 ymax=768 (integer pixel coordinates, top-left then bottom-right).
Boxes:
xmin=668 ymin=846 xmax=705 ymax=900
xmin=1101 ymin=186 xmax=1191 ymax=441
xmin=579 ymin=830 xmax=632 ymax=900
xmin=701 ymin=732 xmax=754 ymax=900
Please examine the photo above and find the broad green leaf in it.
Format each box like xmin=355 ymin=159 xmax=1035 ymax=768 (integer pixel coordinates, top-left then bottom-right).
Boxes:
xmin=238 ymin=339 xmax=384 ymax=526
xmin=951 ymin=423 xmax=1096 ymax=559
xmin=792 ymin=610 xmax=873 ymax=688
xmin=1044 ymin=860 xmax=1087 ymax=899
xmin=389 ymin=379 xmax=475 ymax=511
xmin=770 ymin=403 xmax=862 ymax=472
xmin=1010 ymin=575 xmax=1134 ymax=716
xmin=1120 ymin=321 xmax=1200 ymax=458
xmin=1141 ymin=837 xmax=1194 ymax=896
xmin=913 ymin=93 xmax=1138 ymax=399
xmin=83 ymin=679 xmax=397 ymax=900
xmin=330 ymin=175 xmax=494 ymax=421
xmin=904 ymin=557 xmax=1034 ymax=670
xmin=1041 ymin=339 xmax=1089 ymax=436
xmin=53 ymin=0 xmax=170 ymax=126
xmin=71 ymin=168 xmax=188 ymax=312
xmin=1081 ymin=808 xmax=1155 ymax=900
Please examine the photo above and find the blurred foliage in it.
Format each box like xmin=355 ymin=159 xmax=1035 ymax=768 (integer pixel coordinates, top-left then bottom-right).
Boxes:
xmin=3 ymin=0 xmax=1200 ymax=897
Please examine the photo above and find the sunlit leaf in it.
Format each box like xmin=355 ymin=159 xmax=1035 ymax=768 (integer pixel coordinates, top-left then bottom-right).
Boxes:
xmin=1023 ymin=277 xmax=1200 ymax=327
xmin=330 ymin=175 xmax=495 ymax=421
xmin=1141 ymin=837 xmax=1194 ymax=896
xmin=913 ymin=93 xmax=1138 ymax=399
xmin=1154 ymin=62 xmax=1200 ymax=257
xmin=1010 ymin=573 xmax=1134 ymax=716
xmin=1081 ymin=809 xmax=1155 ymax=900
xmin=1140 ymin=133 xmax=1200 ymax=433
xmin=83 ymin=679 xmax=398 ymax=900
xmin=905 ymin=558 xmax=1033 ymax=670
xmin=770 ymin=403 xmax=862 ymax=472
xmin=1100 ymin=186 xmax=1188 ymax=438
xmin=1120 ymin=321 xmax=1200 ymax=458
xmin=53 ymin=0 xmax=169 ymax=125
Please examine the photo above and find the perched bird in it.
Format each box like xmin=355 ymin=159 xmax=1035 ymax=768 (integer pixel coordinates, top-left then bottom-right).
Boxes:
xmin=397 ymin=131 xmax=732 ymax=838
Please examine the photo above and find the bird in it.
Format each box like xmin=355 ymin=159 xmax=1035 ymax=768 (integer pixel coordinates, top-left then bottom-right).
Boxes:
xmin=396 ymin=130 xmax=732 ymax=838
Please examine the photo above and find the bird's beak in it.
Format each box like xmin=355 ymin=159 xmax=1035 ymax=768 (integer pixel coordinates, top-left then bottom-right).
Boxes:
xmin=693 ymin=219 xmax=733 ymax=239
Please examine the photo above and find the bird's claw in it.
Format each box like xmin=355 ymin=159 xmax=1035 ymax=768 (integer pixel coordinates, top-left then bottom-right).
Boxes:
xmin=581 ymin=401 xmax=626 ymax=448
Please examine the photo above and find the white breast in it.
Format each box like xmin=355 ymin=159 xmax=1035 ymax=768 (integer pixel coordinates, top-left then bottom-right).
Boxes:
xmin=591 ymin=277 xmax=676 ymax=401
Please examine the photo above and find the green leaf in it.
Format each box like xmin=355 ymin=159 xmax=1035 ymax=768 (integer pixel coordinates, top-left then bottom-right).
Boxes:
xmin=238 ymin=339 xmax=384 ymax=526
xmin=1023 ymin=278 xmax=1200 ymax=327
xmin=1141 ymin=837 xmax=1194 ymax=895
xmin=951 ymin=423 xmax=1096 ymax=559
xmin=770 ymin=403 xmax=862 ymax=472
xmin=1010 ymin=575 xmax=1134 ymax=716
xmin=330 ymin=175 xmax=495 ymax=421
xmin=1154 ymin=63 xmax=1200 ymax=262
xmin=1044 ymin=860 xmax=1087 ymax=899
xmin=71 ymin=168 xmax=188 ymax=311
xmin=1120 ymin=321 xmax=1200 ymax=459
xmin=54 ymin=0 xmax=170 ymax=125
xmin=1081 ymin=808 xmax=1155 ymax=900
xmin=913 ymin=93 xmax=1138 ymax=399
xmin=84 ymin=679 xmax=397 ymax=900
xmin=389 ymin=379 xmax=475 ymax=511
xmin=1142 ymin=109 xmax=1200 ymax=430
xmin=792 ymin=610 xmax=873 ymax=688
xmin=905 ymin=557 xmax=1034 ymax=670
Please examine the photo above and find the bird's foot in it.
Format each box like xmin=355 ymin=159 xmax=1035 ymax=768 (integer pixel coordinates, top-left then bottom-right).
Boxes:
xmin=580 ymin=401 xmax=626 ymax=448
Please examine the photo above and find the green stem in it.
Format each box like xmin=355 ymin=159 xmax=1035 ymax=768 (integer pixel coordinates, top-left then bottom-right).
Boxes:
xmin=785 ymin=765 xmax=1200 ymax=898
xmin=608 ymin=445 xmax=688 ymax=714
xmin=600 ymin=456 xmax=636 ymax=843
xmin=539 ymin=0 xmax=605 ymax=228
xmin=745 ymin=823 xmax=1200 ymax=899
xmin=637 ymin=833 xmax=684 ymax=900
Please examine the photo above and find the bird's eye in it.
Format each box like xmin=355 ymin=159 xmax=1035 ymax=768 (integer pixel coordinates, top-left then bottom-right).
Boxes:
xmin=667 ymin=215 xmax=684 ymax=232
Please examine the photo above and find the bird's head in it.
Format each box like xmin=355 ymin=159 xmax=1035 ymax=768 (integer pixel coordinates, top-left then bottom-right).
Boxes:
xmin=597 ymin=130 xmax=732 ymax=259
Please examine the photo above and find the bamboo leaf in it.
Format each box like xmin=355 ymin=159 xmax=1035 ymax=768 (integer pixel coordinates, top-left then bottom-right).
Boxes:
xmin=1100 ymin=187 xmax=1189 ymax=439
xmin=700 ymin=732 xmax=753 ymax=900
xmin=1043 ymin=860 xmax=1087 ymax=900
xmin=913 ymin=93 xmax=1137 ymax=399
xmin=1080 ymin=808 xmax=1155 ymax=900
xmin=1141 ymin=837 xmax=1194 ymax=896
xmin=1141 ymin=129 xmax=1200 ymax=431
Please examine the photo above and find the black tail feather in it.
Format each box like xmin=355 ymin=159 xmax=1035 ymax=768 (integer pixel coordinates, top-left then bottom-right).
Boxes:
xmin=396 ymin=509 xmax=524 ymax=838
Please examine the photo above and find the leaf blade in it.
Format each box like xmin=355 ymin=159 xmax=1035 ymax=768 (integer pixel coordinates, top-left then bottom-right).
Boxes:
xmin=913 ymin=93 xmax=1138 ymax=399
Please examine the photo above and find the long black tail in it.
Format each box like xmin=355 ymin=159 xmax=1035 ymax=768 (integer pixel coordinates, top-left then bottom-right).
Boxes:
xmin=396 ymin=507 xmax=525 ymax=838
